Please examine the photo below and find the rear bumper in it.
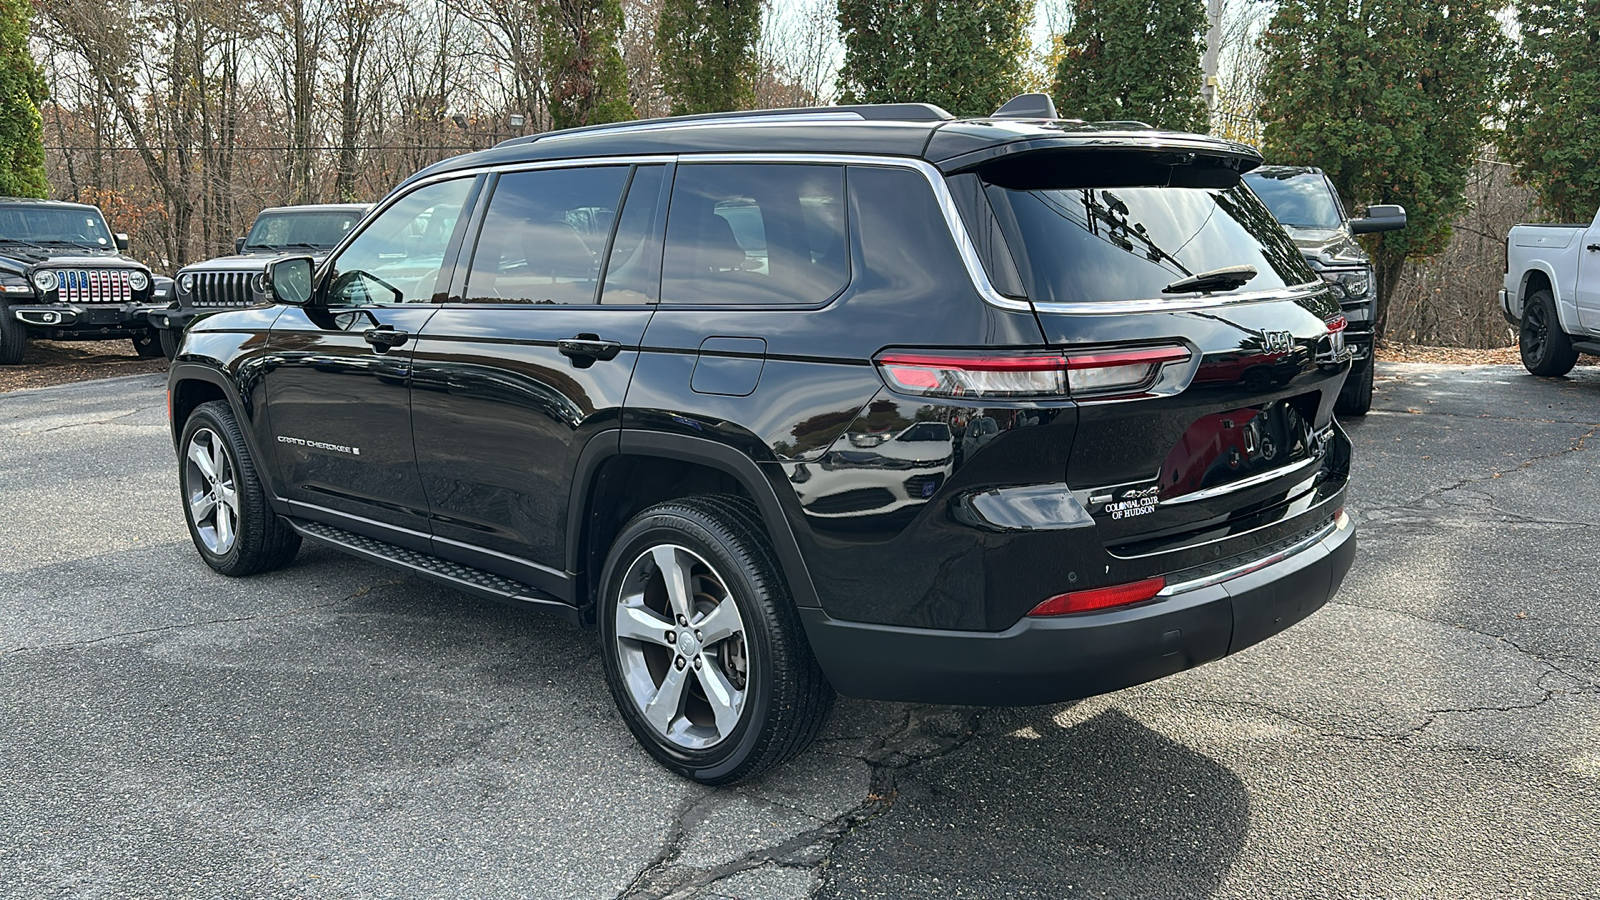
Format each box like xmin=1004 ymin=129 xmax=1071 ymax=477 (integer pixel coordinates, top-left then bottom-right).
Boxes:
xmin=801 ymin=510 xmax=1355 ymax=706
xmin=1500 ymin=289 xmax=1518 ymax=327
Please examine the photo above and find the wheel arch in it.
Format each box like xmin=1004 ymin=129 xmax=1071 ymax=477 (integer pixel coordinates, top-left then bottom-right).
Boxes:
xmin=568 ymin=430 xmax=821 ymax=618
xmin=1518 ymin=264 xmax=1562 ymax=325
xmin=168 ymin=363 xmax=276 ymax=501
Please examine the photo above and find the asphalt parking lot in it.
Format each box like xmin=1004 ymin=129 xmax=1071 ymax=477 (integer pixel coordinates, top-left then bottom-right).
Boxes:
xmin=3 ymin=363 xmax=1599 ymax=899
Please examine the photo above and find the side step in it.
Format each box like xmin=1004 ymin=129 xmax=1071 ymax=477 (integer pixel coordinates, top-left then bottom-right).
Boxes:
xmin=1571 ymin=341 xmax=1600 ymax=357
xmin=289 ymin=520 xmax=580 ymax=624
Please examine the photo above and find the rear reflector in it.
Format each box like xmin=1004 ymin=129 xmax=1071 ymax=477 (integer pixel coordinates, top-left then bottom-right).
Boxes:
xmin=1027 ymin=576 xmax=1167 ymax=617
xmin=876 ymin=345 xmax=1190 ymax=400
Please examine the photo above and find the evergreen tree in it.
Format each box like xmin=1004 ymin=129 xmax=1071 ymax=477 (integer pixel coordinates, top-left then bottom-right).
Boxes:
xmin=1259 ymin=0 xmax=1504 ymax=335
xmin=655 ymin=0 xmax=762 ymax=115
xmin=1501 ymin=0 xmax=1600 ymax=223
xmin=543 ymin=0 xmax=635 ymax=130
xmin=0 ymin=0 xmax=48 ymax=198
xmin=836 ymin=0 xmax=1034 ymax=118
xmin=1050 ymin=0 xmax=1207 ymax=131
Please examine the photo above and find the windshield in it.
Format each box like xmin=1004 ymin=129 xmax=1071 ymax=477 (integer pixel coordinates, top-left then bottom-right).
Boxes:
xmin=245 ymin=210 xmax=365 ymax=251
xmin=0 ymin=206 xmax=114 ymax=249
xmin=985 ymin=183 xmax=1315 ymax=304
xmin=1241 ymin=171 xmax=1345 ymax=229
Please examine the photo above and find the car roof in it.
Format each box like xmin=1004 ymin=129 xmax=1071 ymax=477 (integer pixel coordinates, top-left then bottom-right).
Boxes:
xmin=254 ymin=203 xmax=372 ymax=216
xmin=404 ymin=105 xmax=1263 ymax=187
xmin=0 ymin=197 xmax=104 ymax=212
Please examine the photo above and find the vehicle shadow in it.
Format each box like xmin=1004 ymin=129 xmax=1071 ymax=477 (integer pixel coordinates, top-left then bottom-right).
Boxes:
xmin=821 ymin=702 xmax=1251 ymax=900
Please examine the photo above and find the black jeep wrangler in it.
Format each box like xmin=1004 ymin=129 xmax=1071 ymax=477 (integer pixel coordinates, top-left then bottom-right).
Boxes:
xmin=149 ymin=203 xmax=370 ymax=358
xmin=167 ymin=95 xmax=1356 ymax=783
xmin=0 ymin=198 xmax=167 ymax=364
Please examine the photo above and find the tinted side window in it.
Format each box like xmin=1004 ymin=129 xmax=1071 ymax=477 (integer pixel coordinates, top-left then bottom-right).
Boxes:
xmin=326 ymin=178 xmax=472 ymax=306
xmin=661 ymin=164 xmax=847 ymax=306
xmin=600 ymin=165 xmax=665 ymax=305
xmin=463 ymin=166 xmax=630 ymax=305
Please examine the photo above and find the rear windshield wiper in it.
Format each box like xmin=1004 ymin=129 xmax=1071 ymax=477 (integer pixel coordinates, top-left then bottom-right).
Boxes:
xmin=1162 ymin=265 xmax=1258 ymax=294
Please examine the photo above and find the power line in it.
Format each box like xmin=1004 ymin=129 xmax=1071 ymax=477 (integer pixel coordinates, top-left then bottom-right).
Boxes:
xmin=43 ymin=145 xmax=504 ymax=152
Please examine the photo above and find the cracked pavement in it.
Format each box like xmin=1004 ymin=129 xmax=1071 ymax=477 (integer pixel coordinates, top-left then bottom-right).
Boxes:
xmin=3 ymin=364 xmax=1599 ymax=899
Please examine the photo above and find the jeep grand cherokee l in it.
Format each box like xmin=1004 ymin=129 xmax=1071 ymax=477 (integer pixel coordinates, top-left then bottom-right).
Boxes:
xmin=166 ymin=94 xmax=1356 ymax=784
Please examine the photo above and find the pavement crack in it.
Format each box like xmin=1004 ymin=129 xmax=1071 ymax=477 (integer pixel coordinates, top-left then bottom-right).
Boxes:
xmin=24 ymin=405 xmax=164 ymax=434
xmin=6 ymin=578 xmax=403 ymax=653
xmin=616 ymin=706 xmax=986 ymax=900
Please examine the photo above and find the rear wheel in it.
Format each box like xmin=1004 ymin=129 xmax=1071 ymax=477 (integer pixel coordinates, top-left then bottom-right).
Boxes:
xmin=1335 ymin=358 xmax=1374 ymax=416
xmin=1520 ymin=289 xmax=1578 ymax=377
xmin=179 ymin=400 xmax=300 ymax=576
xmin=0 ymin=306 xmax=26 ymax=365
xmin=598 ymin=495 xmax=833 ymax=784
xmin=131 ymin=328 xmax=163 ymax=358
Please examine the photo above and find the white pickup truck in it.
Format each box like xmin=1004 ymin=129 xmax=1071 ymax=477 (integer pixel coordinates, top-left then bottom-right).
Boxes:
xmin=1502 ymin=209 xmax=1600 ymax=376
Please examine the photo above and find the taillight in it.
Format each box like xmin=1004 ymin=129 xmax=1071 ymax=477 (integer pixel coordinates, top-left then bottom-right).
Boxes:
xmin=1028 ymin=576 xmax=1167 ymax=617
xmin=1325 ymin=315 xmax=1347 ymax=333
xmin=875 ymin=345 xmax=1191 ymax=401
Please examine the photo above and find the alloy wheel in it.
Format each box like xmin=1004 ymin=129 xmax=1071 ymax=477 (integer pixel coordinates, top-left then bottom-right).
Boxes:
xmin=184 ymin=427 xmax=240 ymax=555
xmin=613 ymin=544 xmax=750 ymax=751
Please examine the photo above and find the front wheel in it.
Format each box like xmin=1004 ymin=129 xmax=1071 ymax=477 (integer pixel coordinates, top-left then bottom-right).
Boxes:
xmin=158 ymin=326 xmax=180 ymax=360
xmin=1520 ymin=289 xmax=1578 ymax=377
xmin=178 ymin=400 xmax=301 ymax=576
xmin=131 ymin=328 xmax=164 ymax=358
xmin=1335 ymin=358 xmax=1374 ymax=416
xmin=0 ymin=306 xmax=26 ymax=365
xmin=598 ymin=496 xmax=833 ymax=784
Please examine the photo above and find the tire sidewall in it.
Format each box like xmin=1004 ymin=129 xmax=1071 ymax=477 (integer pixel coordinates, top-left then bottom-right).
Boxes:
xmin=597 ymin=509 xmax=775 ymax=782
xmin=178 ymin=404 xmax=248 ymax=573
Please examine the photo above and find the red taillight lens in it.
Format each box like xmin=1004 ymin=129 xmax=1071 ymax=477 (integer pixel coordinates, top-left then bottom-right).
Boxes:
xmin=875 ymin=345 xmax=1191 ymax=400
xmin=1028 ymin=576 xmax=1167 ymax=617
xmin=1325 ymin=315 xmax=1347 ymax=333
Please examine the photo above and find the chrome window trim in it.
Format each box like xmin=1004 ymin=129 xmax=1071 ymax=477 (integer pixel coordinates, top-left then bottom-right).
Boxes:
xmin=381 ymin=151 xmax=1329 ymax=316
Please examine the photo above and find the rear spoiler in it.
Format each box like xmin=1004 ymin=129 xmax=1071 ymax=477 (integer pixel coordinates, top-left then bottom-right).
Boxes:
xmin=935 ymin=135 xmax=1263 ymax=190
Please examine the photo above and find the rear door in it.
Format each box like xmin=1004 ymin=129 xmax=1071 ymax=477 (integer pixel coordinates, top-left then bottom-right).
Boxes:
xmin=1577 ymin=214 xmax=1600 ymax=332
xmin=974 ymin=150 xmax=1345 ymax=554
xmin=263 ymin=176 xmax=477 ymax=547
xmin=408 ymin=162 xmax=668 ymax=595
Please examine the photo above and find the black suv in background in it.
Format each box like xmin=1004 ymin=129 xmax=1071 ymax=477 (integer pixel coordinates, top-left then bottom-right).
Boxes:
xmin=1243 ymin=166 xmax=1406 ymax=415
xmin=150 ymin=203 xmax=370 ymax=357
xmin=167 ymin=95 xmax=1356 ymax=783
xmin=0 ymin=198 xmax=167 ymax=364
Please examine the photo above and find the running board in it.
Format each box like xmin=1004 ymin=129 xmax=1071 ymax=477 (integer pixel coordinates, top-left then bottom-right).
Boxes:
xmin=289 ymin=520 xmax=580 ymax=623
xmin=1571 ymin=341 xmax=1600 ymax=356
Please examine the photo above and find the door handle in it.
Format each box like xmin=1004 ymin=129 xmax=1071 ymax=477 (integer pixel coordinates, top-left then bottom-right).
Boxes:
xmin=363 ymin=326 xmax=409 ymax=351
xmin=1587 ymin=244 xmax=1600 ymax=252
xmin=557 ymin=334 xmax=622 ymax=367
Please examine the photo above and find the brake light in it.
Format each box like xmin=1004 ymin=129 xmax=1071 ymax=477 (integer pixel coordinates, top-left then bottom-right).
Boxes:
xmin=1028 ymin=576 xmax=1167 ymax=617
xmin=875 ymin=345 xmax=1191 ymax=400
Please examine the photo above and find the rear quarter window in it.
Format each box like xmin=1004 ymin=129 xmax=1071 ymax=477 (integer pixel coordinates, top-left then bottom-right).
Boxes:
xmin=985 ymin=183 xmax=1315 ymax=305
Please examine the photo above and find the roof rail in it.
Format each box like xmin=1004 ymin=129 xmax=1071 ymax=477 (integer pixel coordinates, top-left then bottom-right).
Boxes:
xmin=1094 ymin=120 xmax=1155 ymax=129
xmin=496 ymin=103 xmax=956 ymax=147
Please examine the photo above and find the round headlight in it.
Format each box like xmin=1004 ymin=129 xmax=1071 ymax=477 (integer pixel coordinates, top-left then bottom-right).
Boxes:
xmin=178 ymin=273 xmax=194 ymax=293
xmin=127 ymin=270 xmax=149 ymax=291
xmin=252 ymin=273 xmax=266 ymax=295
xmin=31 ymin=269 xmax=57 ymax=292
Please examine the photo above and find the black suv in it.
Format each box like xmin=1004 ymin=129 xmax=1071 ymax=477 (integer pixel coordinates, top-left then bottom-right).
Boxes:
xmin=167 ymin=96 xmax=1356 ymax=783
xmin=1242 ymin=166 xmax=1406 ymax=416
xmin=0 ymin=198 xmax=167 ymax=363
xmin=149 ymin=203 xmax=370 ymax=358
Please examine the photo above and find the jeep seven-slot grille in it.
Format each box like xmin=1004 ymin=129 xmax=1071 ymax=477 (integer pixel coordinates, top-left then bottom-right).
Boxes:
xmin=190 ymin=271 xmax=257 ymax=307
xmin=53 ymin=269 xmax=132 ymax=304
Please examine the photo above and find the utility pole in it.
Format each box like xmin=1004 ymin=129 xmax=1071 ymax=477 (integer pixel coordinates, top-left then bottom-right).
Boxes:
xmin=1202 ymin=0 xmax=1223 ymax=111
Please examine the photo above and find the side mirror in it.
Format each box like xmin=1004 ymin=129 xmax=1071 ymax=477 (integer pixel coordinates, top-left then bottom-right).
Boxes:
xmin=263 ymin=256 xmax=316 ymax=306
xmin=114 ymin=233 xmax=130 ymax=252
xmin=235 ymin=236 xmax=246 ymax=254
xmin=1351 ymin=204 xmax=1407 ymax=234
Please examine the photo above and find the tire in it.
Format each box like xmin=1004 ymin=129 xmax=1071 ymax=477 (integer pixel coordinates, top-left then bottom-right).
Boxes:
xmin=1335 ymin=358 xmax=1374 ymax=417
xmin=131 ymin=328 xmax=164 ymax=358
xmin=158 ymin=326 xmax=180 ymax=360
xmin=597 ymin=494 xmax=833 ymax=785
xmin=0 ymin=305 xmax=26 ymax=365
xmin=178 ymin=400 xmax=301 ymax=576
xmin=1520 ymin=289 xmax=1578 ymax=377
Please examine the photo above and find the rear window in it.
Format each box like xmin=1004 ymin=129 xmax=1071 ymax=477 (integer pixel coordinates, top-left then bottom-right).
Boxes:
xmin=984 ymin=183 xmax=1315 ymax=305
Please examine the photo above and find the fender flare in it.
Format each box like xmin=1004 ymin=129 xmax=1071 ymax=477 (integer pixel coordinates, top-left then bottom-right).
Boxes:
xmin=567 ymin=429 xmax=822 ymax=609
xmin=1516 ymin=261 xmax=1565 ymax=325
xmin=167 ymin=362 xmax=274 ymax=491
